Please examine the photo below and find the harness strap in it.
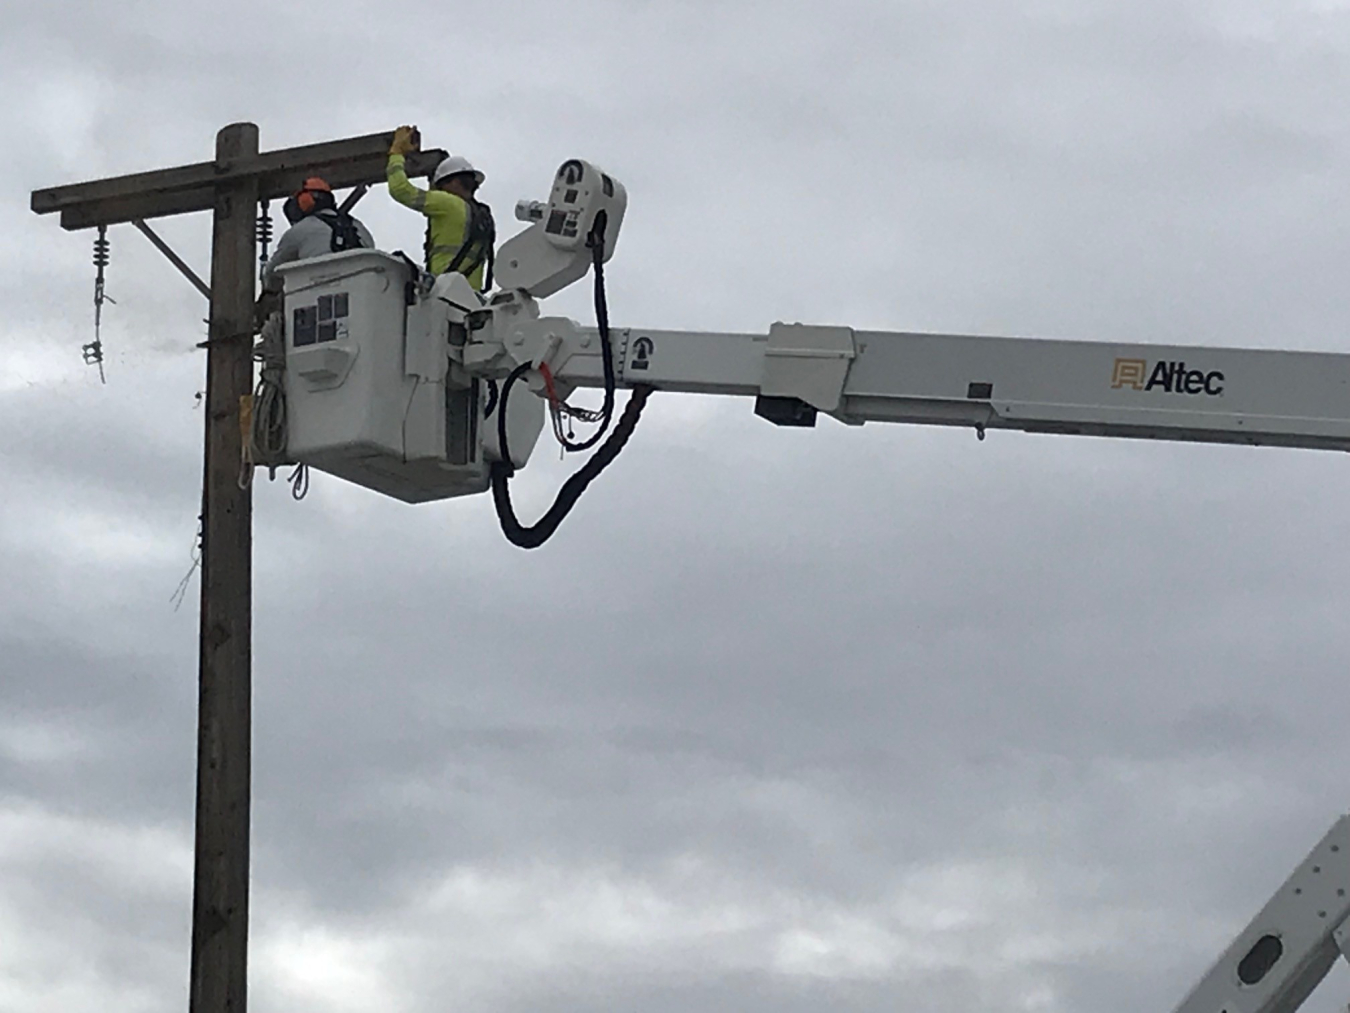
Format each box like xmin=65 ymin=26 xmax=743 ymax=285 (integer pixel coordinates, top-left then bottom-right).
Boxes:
xmin=315 ymin=210 xmax=363 ymax=253
xmin=433 ymin=200 xmax=496 ymax=284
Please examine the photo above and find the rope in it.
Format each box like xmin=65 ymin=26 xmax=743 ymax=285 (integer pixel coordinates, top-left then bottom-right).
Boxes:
xmin=252 ymin=311 xmax=289 ymax=470
xmin=239 ymin=309 xmax=292 ymax=488
xmin=289 ymin=463 xmax=310 ymax=500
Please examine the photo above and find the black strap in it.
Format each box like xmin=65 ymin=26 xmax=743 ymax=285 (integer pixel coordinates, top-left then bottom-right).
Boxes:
xmin=444 ymin=200 xmax=496 ymax=280
xmin=315 ymin=210 xmax=363 ymax=253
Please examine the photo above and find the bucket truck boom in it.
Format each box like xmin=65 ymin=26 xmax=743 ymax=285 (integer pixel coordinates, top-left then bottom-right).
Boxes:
xmin=273 ymin=157 xmax=1350 ymax=533
xmin=1172 ymin=815 xmax=1350 ymax=1013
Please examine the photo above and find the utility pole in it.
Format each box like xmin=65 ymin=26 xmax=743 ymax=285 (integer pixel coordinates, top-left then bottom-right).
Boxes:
xmin=31 ymin=124 xmax=446 ymax=1013
xmin=191 ymin=121 xmax=258 ymax=1013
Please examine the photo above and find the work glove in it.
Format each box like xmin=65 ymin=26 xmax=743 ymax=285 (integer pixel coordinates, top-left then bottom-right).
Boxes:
xmin=389 ymin=125 xmax=419 ymax=157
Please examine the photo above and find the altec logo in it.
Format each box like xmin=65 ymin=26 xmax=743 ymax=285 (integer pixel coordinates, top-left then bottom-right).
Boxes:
xmin=1111 ymin=358 xmax=1225 ymax=395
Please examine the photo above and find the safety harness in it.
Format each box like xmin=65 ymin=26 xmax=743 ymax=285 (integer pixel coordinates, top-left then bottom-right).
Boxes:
xmin=315 ymin=209 xmax=365 ymax=253
xmin=426 ymin=200 xmax=496 ymax=289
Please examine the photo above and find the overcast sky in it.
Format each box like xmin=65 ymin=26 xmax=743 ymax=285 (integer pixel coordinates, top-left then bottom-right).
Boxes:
xmin=5 ymin=1 xmax=1350 ymax=1011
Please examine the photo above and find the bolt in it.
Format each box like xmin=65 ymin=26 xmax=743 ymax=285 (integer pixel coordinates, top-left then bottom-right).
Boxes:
xmin=580 ymin=335 xmax=592 ymax=348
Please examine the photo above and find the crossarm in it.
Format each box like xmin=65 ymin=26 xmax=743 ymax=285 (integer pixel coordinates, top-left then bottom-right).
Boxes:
xmin=32 ymin=131 xmax=447 ymax=230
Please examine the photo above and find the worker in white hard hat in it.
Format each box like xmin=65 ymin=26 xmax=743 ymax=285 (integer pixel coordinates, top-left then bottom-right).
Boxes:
xmin=387 ymin=125 xmax=496 ymax=291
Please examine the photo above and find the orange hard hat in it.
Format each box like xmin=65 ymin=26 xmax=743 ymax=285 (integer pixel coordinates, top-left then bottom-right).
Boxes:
xmin=293 ymin=176 xmax=335 ymax=216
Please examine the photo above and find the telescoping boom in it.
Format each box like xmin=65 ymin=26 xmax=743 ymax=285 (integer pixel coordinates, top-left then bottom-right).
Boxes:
xmin=554 ymin=321 xmax=1350 ymax=451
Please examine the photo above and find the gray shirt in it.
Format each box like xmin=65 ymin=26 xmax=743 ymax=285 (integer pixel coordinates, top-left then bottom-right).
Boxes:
xmin=261 ymin=212 xmax=375 ymax=292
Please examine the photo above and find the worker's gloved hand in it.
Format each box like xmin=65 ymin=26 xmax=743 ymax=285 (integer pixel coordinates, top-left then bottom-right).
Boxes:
xmin=389 ymin=125 xmax=419 ymax=156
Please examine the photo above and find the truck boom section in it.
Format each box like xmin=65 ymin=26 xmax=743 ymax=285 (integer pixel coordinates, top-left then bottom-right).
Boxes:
xmin=543 ymin=321 xmax=1350 ymax=452
xmin=1172 ymin=815 xmax=1350 ymax=1013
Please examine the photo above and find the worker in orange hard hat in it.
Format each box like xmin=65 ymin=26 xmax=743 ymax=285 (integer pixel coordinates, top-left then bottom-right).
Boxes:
xmin=386 ymin=125 xmax=496 ymax=291
xmin=261 ymin=177 xmax=374 ymax=293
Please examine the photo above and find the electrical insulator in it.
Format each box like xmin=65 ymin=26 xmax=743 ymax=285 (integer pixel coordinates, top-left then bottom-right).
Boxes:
xmin=93 ymin=228 xmax=110 ymax=271
xmin=256 ymin=203 xmax=274 ymax=249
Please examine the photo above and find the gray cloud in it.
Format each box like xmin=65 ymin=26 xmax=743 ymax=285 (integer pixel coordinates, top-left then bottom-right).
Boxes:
xmin=6 ymin=1 xmax=1350 ymax=1011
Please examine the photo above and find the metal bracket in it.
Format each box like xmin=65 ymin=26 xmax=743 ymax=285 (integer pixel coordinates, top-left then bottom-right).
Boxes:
xmin=195 ymin=331 xmax=253 ymax=350
xmin=1334 ymin=919 xmax=1350 ymax=965
xmin=338 ymin=184 xmax=369 ymax=215
xmin=759 ymin=322 xmax=856 ymax=412
xmin=132 ymin=219 xmax=211 ymax=299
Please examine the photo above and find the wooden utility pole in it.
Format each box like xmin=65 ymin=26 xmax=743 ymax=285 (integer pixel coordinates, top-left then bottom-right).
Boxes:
xmin=31 ymin=124 xmax=446 ymax=1013
xmin=191 ymin=121 xmax=259 ymax=1013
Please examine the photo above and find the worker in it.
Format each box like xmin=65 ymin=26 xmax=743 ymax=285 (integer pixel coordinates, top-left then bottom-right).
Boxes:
xmin=260 ymin=177 xmax=374 ymax=294
xmin=386 ymin=125 xmax=496 ymax=291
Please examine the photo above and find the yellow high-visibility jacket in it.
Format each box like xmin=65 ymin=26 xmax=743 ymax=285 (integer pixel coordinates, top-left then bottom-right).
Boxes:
xmin=386 ymin=153 xmax=491 ymax=291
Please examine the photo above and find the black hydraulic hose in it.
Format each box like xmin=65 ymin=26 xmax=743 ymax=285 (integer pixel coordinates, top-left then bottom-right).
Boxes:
xmin=496 ymin=362 xmax=534 ymax=466
xmin=487 ymin=208 xmax=649 ymax=549
xmin=491 ymin=385 xmax=653 ymax=549
xmin=555 ymin=211 xmax=615 ymax=452
xmin=482 ymin=377 xmax=499 ymax=420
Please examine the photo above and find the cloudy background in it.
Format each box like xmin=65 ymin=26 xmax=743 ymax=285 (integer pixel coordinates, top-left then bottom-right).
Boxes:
xmin=5 ymin=1 xmax=1350 ymax=1010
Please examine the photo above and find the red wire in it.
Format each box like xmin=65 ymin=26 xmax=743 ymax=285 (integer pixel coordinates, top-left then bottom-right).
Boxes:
xmin=538 ymin=362 xmax=562 ymax=408
xmin=537 ymin=362 xmax=569 ymax=445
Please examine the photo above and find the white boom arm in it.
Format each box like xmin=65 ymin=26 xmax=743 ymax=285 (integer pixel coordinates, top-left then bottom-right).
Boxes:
xmin=1172 ymin=815 xmax=1350 ymax=1013
xmin=520 ymin=318 xmax=1350 ymax=451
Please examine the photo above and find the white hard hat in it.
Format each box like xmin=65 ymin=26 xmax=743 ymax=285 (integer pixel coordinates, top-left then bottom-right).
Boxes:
xmin=433 ymin=154 xmax=485 ymax=187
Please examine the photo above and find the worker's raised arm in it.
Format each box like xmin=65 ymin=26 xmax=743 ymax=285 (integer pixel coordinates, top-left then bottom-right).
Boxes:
xmin=386 ymin=153 xmax=464 ymax=218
